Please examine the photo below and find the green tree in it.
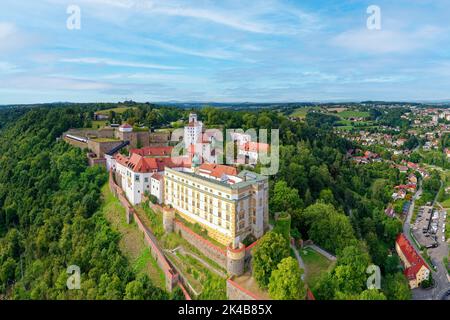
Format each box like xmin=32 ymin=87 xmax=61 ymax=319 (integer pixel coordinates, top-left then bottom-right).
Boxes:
xmin=252 ymin=232 xmax=289 ymax=288
xmin=268 ymin=257 xmax=306 ymax=300
xmin=301 ymin=203 xmax=356 ymax=254
xmin=257 ymin=114 xmax=273 ymax=129
xmin=0 ymin=258 xmax=17 ymax=285
xmin=199 ymin=276 xmax=227 ymax=300
xmin=271 ymin=181 xmax=302 ymax=213
xmin=315 ymin=245 xmax=371 ymax=299
xmin=358 ymin=289 xmax=387 ymax=300
xmin=124 ymin=280 xmax=145 ymax=300
xmin=382 ymin=273 xmax=411 ymax=300
xmin=384 ymin=255 xmax=401 ymax=274
xmin=318 ymin=189 xmax=335 ymax=205
xmin=382 ymin=218 xmax=402 ymax=243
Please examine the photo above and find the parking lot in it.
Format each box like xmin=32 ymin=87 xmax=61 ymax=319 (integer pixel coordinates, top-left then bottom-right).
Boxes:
xmin=412 ymin=205 xmax=449 ymax=300
xmin=412 ymin=206 xmax=447 ymax=249
xmin=413 ymin=206 xmax=436 ymax=248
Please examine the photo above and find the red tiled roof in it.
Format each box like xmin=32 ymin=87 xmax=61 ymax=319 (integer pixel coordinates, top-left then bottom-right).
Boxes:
xmin=151 ymin=173 xmax=163 ymax=180
xmin=396 ymin=233 xmax=429 ymax=280
xmin=364 ymin=150 xmax=379 ymax=158
xmin=395 ymin=184 xmax=417 ymax=190
xmin=130 ymin=146 xmax=173 ymax=157
xmin=407 ymin=162 xmax=419 ymax=169
xmin=240 ymin=141 xmax=269 ymax=152
xmin=156 ymin=156 xmax=191 ymax=171
xmin=114 ymin=153 xmax=191 ymax=173
xmin=114 ymin=153 xmax=130 ymax=167
xmin=198 ymin=163 xmax=238 ymax=179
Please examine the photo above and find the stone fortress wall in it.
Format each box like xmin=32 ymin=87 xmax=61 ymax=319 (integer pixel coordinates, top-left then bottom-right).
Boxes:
xmin=109 ymin=172 xmax=191 ymax=298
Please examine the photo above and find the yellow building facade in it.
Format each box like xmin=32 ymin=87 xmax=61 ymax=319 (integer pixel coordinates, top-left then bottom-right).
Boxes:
xmin=164 ymin=167 xmax=269 ymax=247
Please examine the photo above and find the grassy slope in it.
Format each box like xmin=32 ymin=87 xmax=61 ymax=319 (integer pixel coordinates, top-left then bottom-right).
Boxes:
xmin=299 ymin=247 xmax=335 ymax=289
xmin=100 ymin=184 xmax=165 ymax=289
xmin=337 ymin=110 xmax=370 ymax=119
xmin=290 ymin=107 xmax=321 ymax=118
xmin=91 ymin=120 xmax=108 ymax=128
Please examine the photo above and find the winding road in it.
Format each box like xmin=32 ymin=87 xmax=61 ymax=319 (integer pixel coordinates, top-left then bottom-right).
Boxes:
xmin=403 ymin=179 xmax=422 ymax=252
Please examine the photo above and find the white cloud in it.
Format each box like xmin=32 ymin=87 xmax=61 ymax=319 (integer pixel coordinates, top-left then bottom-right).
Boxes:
xmin=0 ymin=22 xmax=15 ymax=38
xmin=0 ymin=75 xmax=111 ymax=91
xmin=76 ymin=0 xmax=319 ymax=35
xmin=0 ymin=61 xmax=20 ymax=73
xmin=0 ymin=22 xmax=26 ymax=52
xmin=100 ymin=72 xmax=207 ymax=84
xmin=331 ymin=26 xmax=443 ymax=54
xmin=150 ymin=5 xmax=272 ymax=34
xmin=146 ymin=39 xmax=235 ymax=60
xmin=60 ymin=57 xmax=182 ymax=70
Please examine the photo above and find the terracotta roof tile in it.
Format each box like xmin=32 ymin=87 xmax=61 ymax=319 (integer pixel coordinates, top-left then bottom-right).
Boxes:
xmin=198 ymin=163 xmax=237 ymax=179
xmin=396 ymin=233 xmax=429 ymax=279
xmin=240 ymin=142 xmax=269 ymax=152
xmin=130 ymin=146 xmax=173 ymax=157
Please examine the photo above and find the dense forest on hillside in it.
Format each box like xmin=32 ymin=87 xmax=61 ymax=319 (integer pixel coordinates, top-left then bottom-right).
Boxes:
xmin=0 ymin=107 xmax=171 ymax=299
xmin=0 ymin=103 xmax=411 ymax=300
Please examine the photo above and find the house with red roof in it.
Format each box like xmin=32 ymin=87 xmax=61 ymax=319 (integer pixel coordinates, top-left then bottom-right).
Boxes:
xmin=395 ymin=233 xmax=430 ymax=289
xmin=396 ymin=165 xmax=409 ymax=173
xmin=113 ymin=145 xmax=245 ymax=205
xmin=385 ymin=205 xmax=395 ymax=218
xmin=119 ymin=123 xmax=133 ymax=132
xmin=238 ymin=141 xmax=270 ymax=165
xmin=364 ymin=150 xmax=379 ymax=160
xmin=408 ymin=174 xmax=418 ymax=185
xmin=113 ymin=151 xmax=191 ymax=205
xmin=445 ymin=148 xmax=450 ymax=158
xmin=392 ymin=189 xmax=407 ymax=200
xmin=197 ymin=163 xmax=238 ymax=182
xmin=407 ymin=162 xmax=419 ymax=170
xmin=395 ymin=184 xmax=417 ymax=193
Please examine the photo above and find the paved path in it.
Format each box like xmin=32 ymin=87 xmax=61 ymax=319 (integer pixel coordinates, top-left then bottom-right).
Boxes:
xmin=436 ymin=286 xmax=450 ymax=300
xmin=403 ymin=179 xmax=422 ymax=252
xmin=291 ymin=244 xmax=305 ymax=270
xmin=291 ymin=244 xmax=307 ymax=282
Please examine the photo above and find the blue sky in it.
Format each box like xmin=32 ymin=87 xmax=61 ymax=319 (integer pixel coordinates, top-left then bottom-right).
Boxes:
xmin=1 ymin=0 xmax=450 ymax=104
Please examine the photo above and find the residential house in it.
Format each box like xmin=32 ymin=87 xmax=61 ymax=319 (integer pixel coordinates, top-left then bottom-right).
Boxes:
xmin=395 ymin=234 xmax=430 ymax=289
